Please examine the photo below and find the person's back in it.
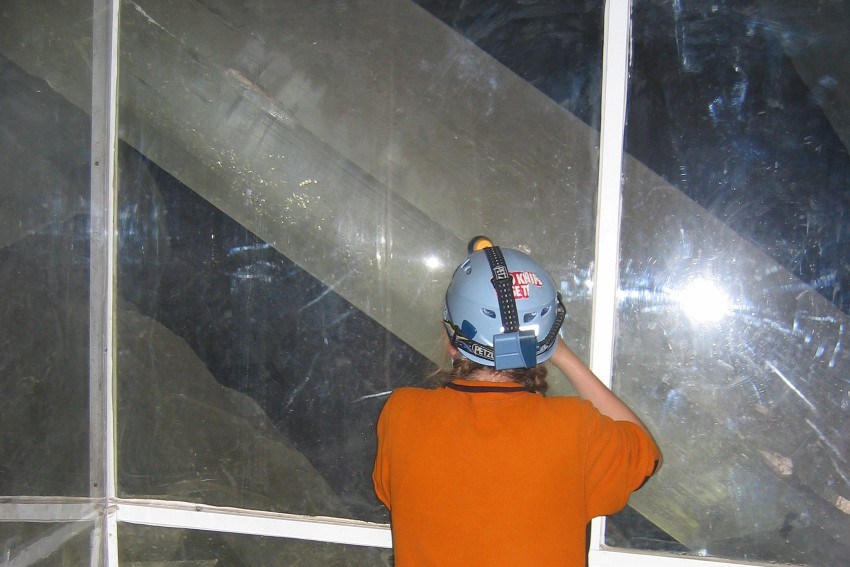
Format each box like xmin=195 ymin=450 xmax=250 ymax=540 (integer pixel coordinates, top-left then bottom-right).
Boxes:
xmin=373 ymin=239 xmax=660 ymax=566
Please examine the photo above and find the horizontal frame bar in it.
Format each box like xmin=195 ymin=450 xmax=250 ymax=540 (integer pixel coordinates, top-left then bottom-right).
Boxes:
xmin=0 ymin=498 xmax=791 ymax=566
xmin=0 ymin=499 xmax=102 ymax=522
xmin=590 ymin=548 xmax=767 ymax=567
xmin=115 ymin=499 xmax=392 ymax=549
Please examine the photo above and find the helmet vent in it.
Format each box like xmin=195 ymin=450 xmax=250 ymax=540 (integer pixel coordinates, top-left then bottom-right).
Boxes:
xmin=541 ymin=306 xmax=551 ymax=316
xmin=523 ymin=312 xmax=537 ymax=323
xmin=482 ymin=308 xmax=497 ymax=319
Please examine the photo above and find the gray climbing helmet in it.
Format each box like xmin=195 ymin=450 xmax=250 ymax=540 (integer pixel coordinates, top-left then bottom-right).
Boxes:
xmin=443 ymin=240 xmax=565 ymax=369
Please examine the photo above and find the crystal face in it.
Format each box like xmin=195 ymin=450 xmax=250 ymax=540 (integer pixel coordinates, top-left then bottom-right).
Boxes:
xmin=1 ymin=1 xmax=848 ymax=565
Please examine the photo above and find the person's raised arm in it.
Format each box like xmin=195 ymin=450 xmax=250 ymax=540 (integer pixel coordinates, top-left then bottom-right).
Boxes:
xmin=549 ymin=337 xmax=659 ymax=446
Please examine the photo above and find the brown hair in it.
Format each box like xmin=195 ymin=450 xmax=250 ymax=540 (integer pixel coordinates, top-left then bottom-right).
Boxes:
xmin=429 ymin=356 xmax=549 ymax=395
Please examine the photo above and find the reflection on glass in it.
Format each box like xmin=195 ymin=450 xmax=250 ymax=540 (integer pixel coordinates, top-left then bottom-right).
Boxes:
xmin=114 ymin=0 xmax=600 ymax=525
xmin=612 ymin=1 xmax=850 ymax=565
xmin=1 ymin=522 xmax=96 ymax=566
xmin=119 ymin=523 xmax=390 ymax=567
xmin=674 ymin=278 xmax=731 ymax=324
xmin=0 ymin=0 xmax=93 ymax=497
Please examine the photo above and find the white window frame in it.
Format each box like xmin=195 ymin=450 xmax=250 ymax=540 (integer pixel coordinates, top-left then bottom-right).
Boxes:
xmin=0 ymin=1 xmax=804 ymax=566
xmin=89 ymin=0 xmax=121 ymax=564
xmin=587 ymin=0 xmax=631 ymax=559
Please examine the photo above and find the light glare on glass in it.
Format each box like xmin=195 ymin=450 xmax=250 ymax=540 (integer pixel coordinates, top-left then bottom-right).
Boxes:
xmin=425 ymin=255 xmax=442 ymax=270
xmin=676 ymin=278 xmax=730 ymax=323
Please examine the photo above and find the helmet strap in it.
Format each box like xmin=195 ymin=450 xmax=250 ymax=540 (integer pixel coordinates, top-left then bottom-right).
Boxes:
xmin=483 ymin=246 xmax=520 ymax=333
xmin=483 ymin=246 xmax=537 ymax=369
xmin=537 ymin=293 xmax=566 ymax=354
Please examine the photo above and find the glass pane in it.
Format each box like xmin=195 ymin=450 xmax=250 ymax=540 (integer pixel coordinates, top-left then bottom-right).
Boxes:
xmin=0 ymin=0 xmax=93 ymax=496
xmin=115 ymin=0 xmax=600 ymax=521
xmin=414 ymin=0 xmax=604 ymax=131
xmin=118 ymin=523 xmax=390 ymax=566
xmin=612 ymin=1 xmax=850 ymax=565
xmin=0 ymin=522 xmax=96 ymax=566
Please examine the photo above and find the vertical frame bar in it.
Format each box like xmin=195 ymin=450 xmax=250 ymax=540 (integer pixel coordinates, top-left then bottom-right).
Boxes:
xmin=90 ymin=0 xmax=120 ymax=564
xmin=588 ymin=0 xmax=632 ymax=559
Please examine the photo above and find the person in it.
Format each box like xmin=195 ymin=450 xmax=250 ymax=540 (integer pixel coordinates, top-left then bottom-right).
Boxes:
xmin=373 ymin=238 xmax=661 ymax=567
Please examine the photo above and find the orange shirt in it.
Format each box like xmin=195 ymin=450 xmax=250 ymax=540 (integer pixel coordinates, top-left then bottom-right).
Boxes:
xmin=373 ymin=379 xmax=660 ymax=567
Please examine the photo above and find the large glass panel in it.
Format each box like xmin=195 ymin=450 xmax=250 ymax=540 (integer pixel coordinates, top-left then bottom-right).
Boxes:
xmin=0 ymin=0 xmax=93 ymax=496
xmin=115 ymin=0 xmax=600 ymax=522
xmin=118 ymin=523 xmax=390 ymax=566
xmin=0 ymin=521 xmax=96 ymax=566
xmin=413 ymin=0 xmax=605 ymax=131
xmin=612 ymin=1 xmax=850 ymax=565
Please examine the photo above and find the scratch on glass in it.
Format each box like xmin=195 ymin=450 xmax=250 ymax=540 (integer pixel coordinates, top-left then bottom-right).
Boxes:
xmin=226 ymin=68 xmax=297 ymax=127
xmin=829 ymin=323 xmax=845 ymax=368
xmin=805 ymin=418 xmax=845 ymax=462
xmin=128 ymin=1 xmax=177 ymax=40
xmin=353 ymin=390 xmax=393 ymax=403
xmin=765 ymin=360 xmax=816 ymax=412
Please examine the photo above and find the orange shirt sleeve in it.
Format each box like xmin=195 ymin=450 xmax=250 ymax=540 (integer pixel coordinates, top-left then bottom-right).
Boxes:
xmin=582 ymin=405 xmax=661 ymax=519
